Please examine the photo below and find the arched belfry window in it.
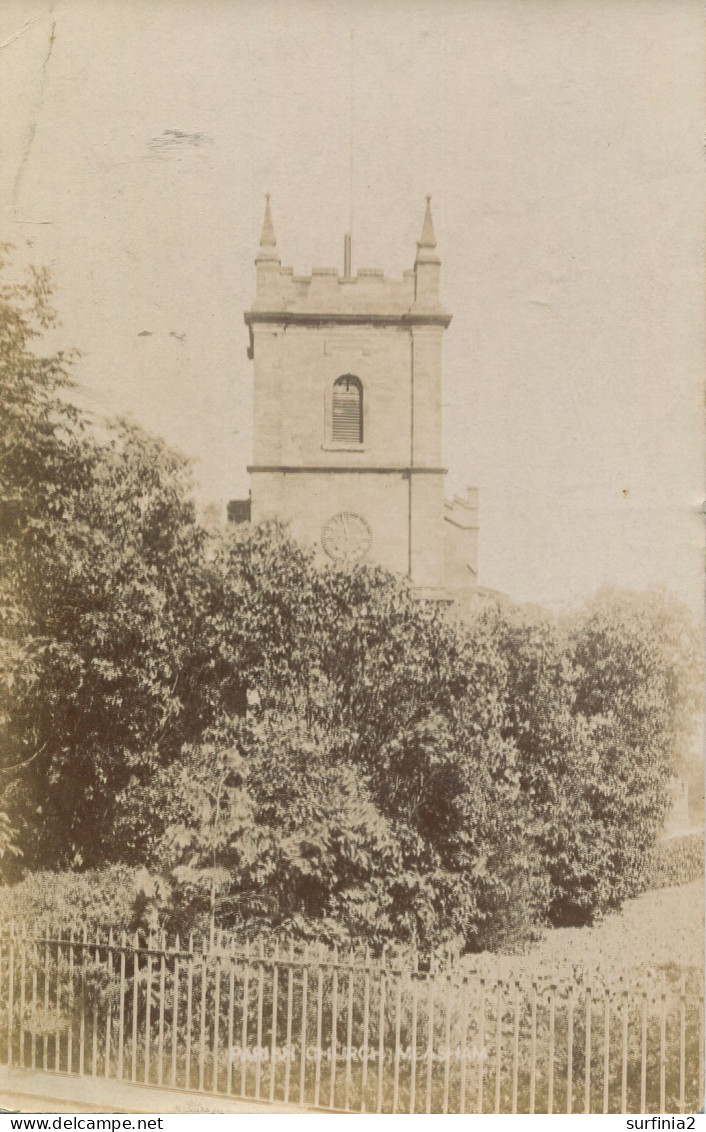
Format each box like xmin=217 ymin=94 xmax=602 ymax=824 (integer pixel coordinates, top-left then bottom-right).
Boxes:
xmin=332 ymin=375 xmax=363 ymax=444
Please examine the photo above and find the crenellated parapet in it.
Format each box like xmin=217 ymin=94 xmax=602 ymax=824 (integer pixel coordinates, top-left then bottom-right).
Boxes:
xmin=248 ymin=195 xmax=450 ymax=328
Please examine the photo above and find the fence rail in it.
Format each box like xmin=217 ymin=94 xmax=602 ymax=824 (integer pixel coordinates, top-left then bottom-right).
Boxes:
xmin=0 ymin=924 xmax=702 ymax=1114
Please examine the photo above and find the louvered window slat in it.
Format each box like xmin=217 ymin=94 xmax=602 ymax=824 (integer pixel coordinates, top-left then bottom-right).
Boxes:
xmin=332 ymin=376 xmax=363 ymax=443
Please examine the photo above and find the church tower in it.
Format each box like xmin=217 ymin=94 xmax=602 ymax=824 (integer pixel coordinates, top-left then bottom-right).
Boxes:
xmin=243 ymin=196 xmax=478 ymax=601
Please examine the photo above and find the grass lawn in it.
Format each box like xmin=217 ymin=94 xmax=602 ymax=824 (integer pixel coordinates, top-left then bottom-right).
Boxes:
xmin=500 ymin=880 xmax=704 ymax=978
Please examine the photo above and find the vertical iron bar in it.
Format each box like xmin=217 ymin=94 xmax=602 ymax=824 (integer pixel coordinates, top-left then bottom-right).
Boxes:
xmin=30 ymin=937 xmax=37 ymax=1070
xmin=344 ymin=950 xmax=354 ymax=1112
xmin=255 ymin=939 xmax=264 ymax=1100
xmin=584 ymin=980 xmax=592 ymax=1114
xmin=567 ymin=983 xmax=574 ymax=1114
xmin=239 ymin=939 xmax=249 ymax=1098
xmin=314 ymin=944 xmax=324 ymax=1109
xmin=198 ymin=942 xmax=207 ymax=1092
xmin=19 ymin=926 xmax=26 ymax=1069
xmin=104 ymin=929 xmax=113 ymax=1079
xmin=603 ymin=987 xmax=610 ymax=1114
xmin=659 ymin=974 xmax=666 ymax=1114
xmin=90 ymin=930 xmax=98 ymax=1077
xmin=640 ymin=989 xmax=647 ymax=1112
xmin=376 ymin=952 xmax=386 ymax=1114
xmin=329 ymin=945 xmax=339 ymax=1111
xmin=213 ymin=938 xmax=221 ymax=1094
xmin=299 ymin=944 xmax=308 ymax=1105
xmin=269 ymin=943 xmax=278 ymax=1103
xmin=360 ymin=947 xmax=370 ymax=1113
xmin=425 ymin=964 xmax=435 ymax=1115
xmin=698 ymin=992 xmax=704 ymax=1114
xmin=548 ymin=983 xmax=556 ymax=1114
xmin=67 ymin=929 xmax=74 ymax=1073
xmin=131 ymin=933 xmax=139 ymax=1084
xmin=443 ymin=970 xmax=452 ymax=1114
xmin=410 ymin=954 xmax=419 ymax=1115
xmin=44 ymin=929 xmax=51 ymax=1072
xmin=493 ymin=979 xmax=502 ymax=1115
xmin=7 ymin=929 xmax=14 ymax=1068
xmin=55 ymin=929 xmax=62 ymax=1074
xmin=679 ymin=974 xmax=686 ymax=1114
xmin=145 ymin=932 xmax=153 ymax=1085
xmin=392 ymin=973 xmax=401 ymax=1113
xmin=511 ymin=979 xmax=520 ymax=1114
xmin=186 ymin=934 xmax=194 ymax=1091
xmin=79 ymin=927 xmax=87 ymax=1077
xmin=476 ymin=976 xmax=485 ymax=1114
xmin=157 ymin=934 xmax=166 ymax=1088
xmin=226 ymin=948 xmax=235 ymax=1096
xmin=529 ymin=980 xmax=537 ymax=1115
xmin=171 ymin=935 xmax=180 ymax=1090
xmin=621 ymin=985 xmax=628 ymax=1115
xmin=284 ymin=942 xmax=294 ymax=1105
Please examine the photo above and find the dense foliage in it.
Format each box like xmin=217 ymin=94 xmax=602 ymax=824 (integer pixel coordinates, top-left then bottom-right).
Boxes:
xmin=647 ymin=831 xmax=704 ymax=891
xmin=1 ymin=256 xmax=701 ymax=951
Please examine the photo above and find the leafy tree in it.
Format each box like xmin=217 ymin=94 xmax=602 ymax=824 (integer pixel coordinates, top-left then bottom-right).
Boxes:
xmin=0 ymin=253 xmax=212 ymax=868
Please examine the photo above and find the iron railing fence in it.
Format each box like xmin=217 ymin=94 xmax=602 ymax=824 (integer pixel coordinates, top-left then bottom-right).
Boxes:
xmin=0 ymin=924 xmax=702 ymax=1114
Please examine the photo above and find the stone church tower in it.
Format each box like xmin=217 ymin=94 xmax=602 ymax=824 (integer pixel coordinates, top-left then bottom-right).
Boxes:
xmin=241 ymin=196 xmax=479 ymax=603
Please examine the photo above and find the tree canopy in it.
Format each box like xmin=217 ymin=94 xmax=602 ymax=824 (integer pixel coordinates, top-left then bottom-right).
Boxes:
xmin=1 ymin=254 xmax=701 ymax=951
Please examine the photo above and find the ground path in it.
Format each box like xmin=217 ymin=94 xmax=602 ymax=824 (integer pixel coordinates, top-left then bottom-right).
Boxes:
xmin=0 ymin=1067 xmax=311 ymax=1114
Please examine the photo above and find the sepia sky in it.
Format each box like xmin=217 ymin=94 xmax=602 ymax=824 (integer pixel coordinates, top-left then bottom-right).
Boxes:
xmin=2 ymin=0 xmax=704 ymax=615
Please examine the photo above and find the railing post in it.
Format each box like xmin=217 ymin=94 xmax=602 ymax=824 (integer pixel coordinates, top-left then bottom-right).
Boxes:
xmin=425 ymin=955 xmax=436 ymax=1113
xmin=475 ymin=974 xmax=485 ymax=1114
xmin=299 ymin=943 xmax=309 ymax=1106
xmin=678 ymin=973 xmax=686 ymax=1114
xmin=239 ymin=938 xmax=249 ymax=1098
xmin=567 ymin=981 xmax=574 ymax=1115
xmin=30 ymin=933 xmax=37 ymax=1070
xmin=410 ymin=952 xmax=419 ymax=1115
xmin=7 ymin=924 xmax=14 ymax=1069
xmin=584 ymin=974 xmax=592 ymax=1114
xmin=493 ymin=978 xmax=502 ymax=1115
xmin=328 ymin=944 xmax=339 ymax=1110
xmin=79 ymin=925 xmax=87 ymax=1077
xmin=620 ymin=979 xmax=628 ymax=1114
xmin=360 ymin=945 xmax=370 ymax=1113
xmin=376 ymin=946 xmax=386 ymax=1114
xmin=118 ymin=931 xmax=126 ymax=1082
xmin=344 ymin=948 xmax=354 ymax=1112
xmin=659 ymin=973 xmax=667 ymax=1113
xmin=314 ymin=942 xmax=324 ymax=1109
xmin=67 ymin=927 xmax=74 ymax=1074
xmin=198 ymin=935 xmax=207 ymax=1092
xmin=186 ymin=932 xmax=194 ymax=1091
xmin=212 ymin=929 xmax=221 ymax=1094
xmin=602 ymin=984 xmax=611 ymax=1114
xmin=284 ymin=940 xmax=294 ymax=1105
xmin=19 ymin=923 xmax=26 ymax=1070
xmin=131 ymin=931 xmax=139 ymax=1084
xmin=157 ymin=931 xmax=166 ymax=1088
xmin=269 ymin=941 xmax=278 ymax=1103
xmin=104 ymin=928 xmax=113 ymax=1079
xmin=43 ymin=924 xmax=50 ymax=1072
xmin=226 ymin=938 xmax=235 ymax=1096
xmin=171 ymin=934 xmax=180 ymax=1090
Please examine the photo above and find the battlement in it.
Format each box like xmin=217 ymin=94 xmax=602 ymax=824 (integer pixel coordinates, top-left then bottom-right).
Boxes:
xmin=250 ymin=261 xmax=438 ymax=316
xmin=444 ymin=486 xmax=479 ymax=530
xmin=248 ymin=195 xmax=448 ymax=322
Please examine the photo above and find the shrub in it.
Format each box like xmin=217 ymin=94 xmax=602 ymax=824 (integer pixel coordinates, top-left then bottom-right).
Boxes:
xmin=647 ymin=831 xmax=704 ymax=891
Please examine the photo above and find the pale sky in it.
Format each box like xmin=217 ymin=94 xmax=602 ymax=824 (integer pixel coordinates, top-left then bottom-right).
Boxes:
xmin=2 ymin=0 xmax=704 ymax=615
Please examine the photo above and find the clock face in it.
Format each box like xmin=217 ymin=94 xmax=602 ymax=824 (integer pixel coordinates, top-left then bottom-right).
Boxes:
xmin=321 ymin=512 xmax=372 ymax=565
